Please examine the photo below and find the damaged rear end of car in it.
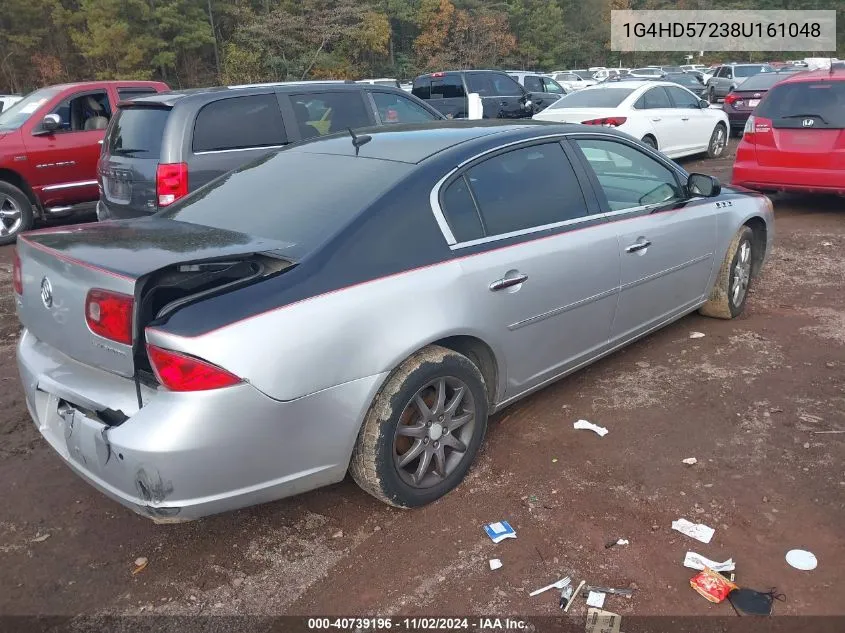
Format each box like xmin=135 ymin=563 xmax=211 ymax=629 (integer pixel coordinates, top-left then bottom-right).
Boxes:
xmin=15 ymin=220 xmax=297 ymax=521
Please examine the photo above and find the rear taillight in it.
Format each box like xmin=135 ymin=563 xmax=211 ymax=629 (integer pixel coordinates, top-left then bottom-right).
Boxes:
xmin=743 ymin=115 xmax=772 ymax=142
xmin=581 ymin=116 xmax=627 ymax=127
xmin=146 ymin=344 xmax=241 ymax=392
xmin=156 ymin=162 xmax=188 ymax=207
xmin=12 ymin=250 xmax=22 ymax=295
xmin=85 ymin=289 xmax=133 ymax=345
xmin=724 ymin=93 xmax=741 ymax=106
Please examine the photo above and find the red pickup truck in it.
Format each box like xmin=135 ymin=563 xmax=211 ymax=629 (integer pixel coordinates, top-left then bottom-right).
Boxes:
xmin=0 ymin=80 xmax=168 ymax=244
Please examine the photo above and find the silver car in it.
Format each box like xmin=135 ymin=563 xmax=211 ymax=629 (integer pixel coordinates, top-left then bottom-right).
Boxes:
xmin=15 ymin=122 xmax=774 ymax=521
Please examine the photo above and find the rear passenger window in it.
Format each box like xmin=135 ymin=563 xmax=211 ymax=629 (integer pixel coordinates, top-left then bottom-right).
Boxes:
xmin=290 ymin=92 xmax=371 ymax=139
xmin=372 ymin=92 xmax=438 ymax=124
xmin=443 ymin=143 xmax=587 ymax=240
xmin=524 ymin=76 xmax=544 ymax=92
xmin=635 ymin=87 xmax=672 ymax=109
xmin=441 ymin=176 xmax=484 ymax=242
xmin=193 ymin=94 xmax=286 ymax=152
xmin=430 ymin=76 xmax=466 ymax=99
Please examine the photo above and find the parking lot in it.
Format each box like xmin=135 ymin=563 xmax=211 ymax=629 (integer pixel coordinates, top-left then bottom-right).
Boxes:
xmin=0 ymin=141 xmax=843 ymax=620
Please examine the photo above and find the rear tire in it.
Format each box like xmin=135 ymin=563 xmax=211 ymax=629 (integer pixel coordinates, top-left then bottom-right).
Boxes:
xmin=699 ymin=226 xmax=754 ymax=320
xmin=641 ymin=135 xmax=657 ymax=150
xmin=0 ymin=182 xmax=34 ymax=245
xmin=350 ymin=345 xmax=489 ymax=508
xmin=707 ymin=124 xmax=727 ymax=158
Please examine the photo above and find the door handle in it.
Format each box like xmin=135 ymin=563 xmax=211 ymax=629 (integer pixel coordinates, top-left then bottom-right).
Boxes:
xmin=651 ymin=117 xmax=661 ymax=122
xmin=681 ymin=117 xmax=690 ymax=121
xmin=489 ymin=273 xmax=528 ymax=291
xmin=625 ymin=240 xmax=652 ymax=253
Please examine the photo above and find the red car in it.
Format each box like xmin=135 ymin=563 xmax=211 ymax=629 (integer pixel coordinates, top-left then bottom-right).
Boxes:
xmin=732 ymin=68 xmax=845 ymax=195
xmin=0 ymin=80 xmax=168 ymax=243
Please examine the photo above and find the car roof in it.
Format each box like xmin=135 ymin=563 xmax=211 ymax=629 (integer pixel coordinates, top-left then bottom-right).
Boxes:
xmin=44 ymin=80 xmax=164 ymax=91
xmin=282 ymin=121 xmax=592 ymax=165
xmin=124 ymin=82 xmax=409 ymax=107
xmin=777 ymin=67 xmax=845 ymax=83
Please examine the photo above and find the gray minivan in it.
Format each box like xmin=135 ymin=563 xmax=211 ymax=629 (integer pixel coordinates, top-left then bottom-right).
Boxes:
xmin=97 ymin=83 xmax=444 ymax=220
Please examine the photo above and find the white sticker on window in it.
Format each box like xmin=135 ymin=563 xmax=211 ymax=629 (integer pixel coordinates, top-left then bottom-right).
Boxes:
xmin=20 ymin=99 xmax=47 ymax=114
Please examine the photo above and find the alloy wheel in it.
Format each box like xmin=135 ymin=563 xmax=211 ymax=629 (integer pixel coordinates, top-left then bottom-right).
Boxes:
xmin=731 ymin=240 xmax=752 ymax=306
xmin=711 ymin=127 xmax=726 ymax=156
xmin=393 ymin=376 xmax=476 ymax=488
xmin=0 ymin=194 xmax=22 ymax=237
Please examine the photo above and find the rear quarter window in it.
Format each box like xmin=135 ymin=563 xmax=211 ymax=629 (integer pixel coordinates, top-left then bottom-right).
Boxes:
xmin=108 ymin=106 xmax=171 ymax=157
xmin=192 ymin=94 xmax=287 ymax=153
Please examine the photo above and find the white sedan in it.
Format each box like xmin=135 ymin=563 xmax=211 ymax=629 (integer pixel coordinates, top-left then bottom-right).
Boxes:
xmin=533 ymin=80 xmax=729 ymax=160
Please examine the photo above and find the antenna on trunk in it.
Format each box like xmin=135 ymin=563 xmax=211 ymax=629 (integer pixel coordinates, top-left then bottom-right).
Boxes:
xmin=348 ymin=128 xmax=372 ymax=156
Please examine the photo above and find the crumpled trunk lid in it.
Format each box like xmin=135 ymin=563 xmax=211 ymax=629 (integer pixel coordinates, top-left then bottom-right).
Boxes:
xmin=16 ymin=218 xmax=294 ymax=377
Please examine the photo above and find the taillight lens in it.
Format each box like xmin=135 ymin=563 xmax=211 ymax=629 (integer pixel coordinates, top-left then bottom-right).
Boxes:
xmin=581 ymin=117 xmax=627 ymax=127
xmin=156 ymin=162 xmax=188 ymax=207
xmin=743 ymin=115 xmax=756 ymax=139
xmin=146 ymin=344 xmax=241 ymax=392
xmin=85 ymin=289 xmax=133 ymax=344
xmin=12 ymin=250 xmax=22 ymax=295
xmin=724 ymin=93 xmax=741 ymax=106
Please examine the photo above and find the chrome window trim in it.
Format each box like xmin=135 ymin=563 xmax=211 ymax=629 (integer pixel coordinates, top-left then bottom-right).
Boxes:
xmin=193 ymin=144 xmax=286 ymax=156
xmin=429 ymin=130 xmax=698 ymax=250
xmin=42 ymin=180 xmax=98 ymax=191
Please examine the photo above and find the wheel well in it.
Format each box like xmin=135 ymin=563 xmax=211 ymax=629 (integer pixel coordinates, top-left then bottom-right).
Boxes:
xmin=0 ymin=168 xmax=38 ymax=209
xmin=642 ymin=134 xmax=657 ymax=148
xmin=744 ymin=216 xmax=767 ymax=276
xmin=431 ymin=335 xmax=498 ymax=407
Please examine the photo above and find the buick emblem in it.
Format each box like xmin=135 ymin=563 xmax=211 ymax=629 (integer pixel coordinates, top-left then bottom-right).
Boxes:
xmin=802 ymin=118 xmax=815 ymax=127
xmin=40 ymin=277 xmax=53 ymax=308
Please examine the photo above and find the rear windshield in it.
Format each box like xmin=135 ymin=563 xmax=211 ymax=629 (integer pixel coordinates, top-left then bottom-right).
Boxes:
xmin=548 ymin=88 xmax=634 ymax=109
xmin=737 ymin=73 xmax=784 ymax=91
xmin=0 ymin=86 xmax=62 ymax=130
xmin=157 ymin=151 xmax=413 ymax=255
xmin=735 ymin=65 xmax=772 ymax=78
xmin=573 ymin=71 xmax=595 ymax=79
xmin=108 ymin=106 xmax=171 ymax=157
xmin=756 ymin=81 xmax=845 ymax=127
xmin=666 ymin=74 xmax=702 ymax=86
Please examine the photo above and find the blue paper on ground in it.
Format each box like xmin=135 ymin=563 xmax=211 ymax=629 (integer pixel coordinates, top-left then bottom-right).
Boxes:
xmin=484 ymin=520 xmax=516 ymax=543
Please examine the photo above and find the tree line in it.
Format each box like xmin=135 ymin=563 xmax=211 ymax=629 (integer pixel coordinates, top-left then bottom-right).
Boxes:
xmin=1 ymin=0 xmax=841 ymax=94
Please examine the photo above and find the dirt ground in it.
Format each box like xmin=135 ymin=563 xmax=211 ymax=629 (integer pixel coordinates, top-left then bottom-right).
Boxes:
xmin=1 ymin=141 xmax=843 ymax=625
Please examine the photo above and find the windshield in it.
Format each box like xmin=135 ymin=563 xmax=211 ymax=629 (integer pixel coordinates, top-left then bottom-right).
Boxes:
xmin=736 ymin=65 xmax=772 ymax=78
xmin=0 ymin=86 xmax=62 ymax=130
xmin=737 ymin=73 xmax=783 ymax=91
xmin=573 ymin=71 xmax=595 ymax=79
xmin=157 ymin=151 xmax=413 ymax=256
xmin=548 ymin=88 xmax=634 ymax=109
xmin=756 ymin=81 xmax=845 ymax=127
xmin=107 ymin=106 xmax=171 ymax=157
xmin=666 ymin=74 xmax=701 ymax=86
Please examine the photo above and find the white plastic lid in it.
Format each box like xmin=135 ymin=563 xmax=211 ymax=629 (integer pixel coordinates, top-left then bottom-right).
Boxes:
xmin=786 ymin=549 xmax=818 ymax=571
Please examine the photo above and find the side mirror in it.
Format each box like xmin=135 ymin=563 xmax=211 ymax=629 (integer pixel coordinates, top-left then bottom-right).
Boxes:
xmin=35 ymin=113 xmax=61 ymax=135
xmin=699 ymin=99 xmax=710 ymax=109
xmin=688 ymin=173 xmax=721 ymax=197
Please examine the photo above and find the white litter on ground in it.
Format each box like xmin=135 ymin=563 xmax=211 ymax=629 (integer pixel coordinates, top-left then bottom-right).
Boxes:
xmin=615 ymin=539 xmax=629 ymax=546
xmin=786 ymin=549 xmax=818 ymax=571
xmin=682 ymin=457 xmax=698 ymax=466
xmin=684 ymin=551 xmax=735 ymax=572
xmin=574 ymin=420 xmax=608 ymax=437
xmin=586 ymin=591 xmax=606 ymax=608
xmin=488 ymin=558 xmax=502 ymax=571
xmin=672 ymin=519 xmax=715 ymax=544
xmin=689 ymin=332 xmax=706 ymax=339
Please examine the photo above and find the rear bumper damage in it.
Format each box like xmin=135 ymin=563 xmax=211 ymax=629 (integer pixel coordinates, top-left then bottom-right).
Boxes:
xmin=17 ymin=329 xmax=386 ymax=521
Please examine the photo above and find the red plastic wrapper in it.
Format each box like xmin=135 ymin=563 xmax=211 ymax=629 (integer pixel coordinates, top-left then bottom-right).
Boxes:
xmin=690 ymin=567 xmax=739 ymax=603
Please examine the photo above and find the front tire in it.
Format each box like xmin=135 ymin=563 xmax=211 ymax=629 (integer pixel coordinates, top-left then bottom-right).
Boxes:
xmin=350 ymin=345 xmax=489 ymax=508
xmin=700 ymin=226 xmax=754 ymax=319
xmin=707 ymin=124 xmax=727 ymax=158
xmin=0 ymin=182 xmax=34 ymax=245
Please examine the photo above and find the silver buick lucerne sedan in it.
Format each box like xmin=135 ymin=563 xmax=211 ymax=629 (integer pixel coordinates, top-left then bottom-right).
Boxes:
xmin=15 ymin=121 xmax=773 ymax=521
